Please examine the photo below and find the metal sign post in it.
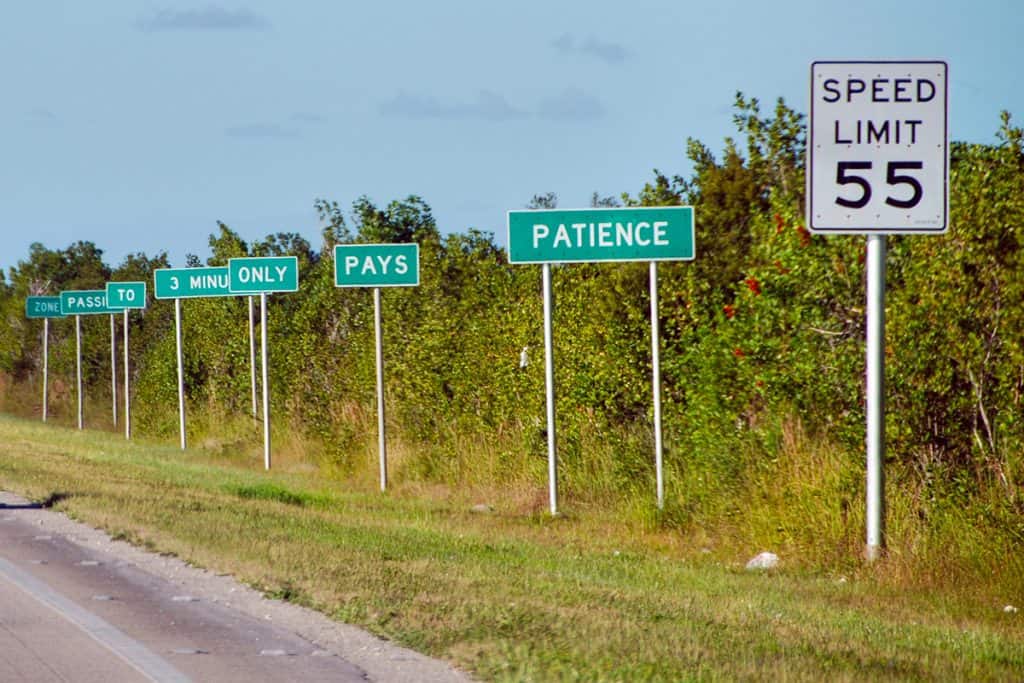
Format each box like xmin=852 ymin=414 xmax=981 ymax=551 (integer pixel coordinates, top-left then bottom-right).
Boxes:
xmin=650 ymin=262 xmax=664 ymax=509
xmin=333 ymin=243 xmax=420 ymax=490
xmin=865 ymin=235 xmax=886 ymax=558
xmin=808 ymin=60 xmax=948 ymax=561
xmin=542 ymin=263 xmax=557 ymax=514
xmin=124 ymin=310 xmax=130 ymax=439
xmin=175 ymin=298 xmax=186 ymax=450
xmin=59 ymin=290 xmax=122 ymax=431
xmin=373 ymin=287 xmax=387 ymax=490
xmin=260 ymin=292 xmax=270 ymax=470
xmin=110 ymin=314 xmax=118 ymax=428
xmin=248 ymin=296 xmax=258 ymax=418
xmin=76 ymin=315 xmax=82 ymax=430
xmin=25 ymin=296 xmax=64 ymax=422
xmin=106 ymin=282 xmax=147 ymax=440
xmin=154 ymin=267 xmax=243 ymax=451
xmin=507 ymin=207 xmax=696 ymax=514
xmin=43 ymin=318 xmax=49 ymax=422
xmin=228 ymin=256 xmax=300 ymax=471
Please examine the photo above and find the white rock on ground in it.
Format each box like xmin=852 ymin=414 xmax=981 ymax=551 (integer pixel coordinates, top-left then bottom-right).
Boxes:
xmin=745 ymin=552 xmax=779 ymax=570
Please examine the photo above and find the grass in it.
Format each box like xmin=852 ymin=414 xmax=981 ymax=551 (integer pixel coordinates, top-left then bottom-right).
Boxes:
xmin=0 ymin=412 xmax=1022 ymax=681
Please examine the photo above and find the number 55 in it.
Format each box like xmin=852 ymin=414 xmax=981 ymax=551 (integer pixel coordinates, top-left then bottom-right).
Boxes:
xmin=836 ymin=161 xmax=923 ymax=210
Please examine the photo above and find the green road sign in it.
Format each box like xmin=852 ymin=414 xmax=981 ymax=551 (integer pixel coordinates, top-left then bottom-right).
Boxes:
xmin=106 ymin=281 xmax=148 ymax=309
xmin=228 ymin=257 xmax=299 ymax=294
xmin=59 ymin=290 xmax=121 ymax=316
xmin=153 ymin=267 xmax=233 ymax=299
xmin=26 ymin=296 xmax=65 ymax=319
xmin=507 ymin=206 xmax=696 ymax=264
xmin=334 ymin=244 xmax=420 ymax=287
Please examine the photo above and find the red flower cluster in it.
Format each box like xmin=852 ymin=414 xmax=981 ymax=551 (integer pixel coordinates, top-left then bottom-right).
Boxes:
xmin=733 ymin=348 xmax=745 ymax=358
xmin=774 ymin=212 xmax=785 ymax=234
xmin=723 ymin=304 xmax=735 ymax=319
xmin=745 ymin=276 xmax=762 ymax=295
xmin=796 ymin=225 xmax=811 ymax=247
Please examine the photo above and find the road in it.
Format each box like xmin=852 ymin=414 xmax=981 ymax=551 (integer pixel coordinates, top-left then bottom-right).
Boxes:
xmin=0 ymin=491 xmax=471 ymax=682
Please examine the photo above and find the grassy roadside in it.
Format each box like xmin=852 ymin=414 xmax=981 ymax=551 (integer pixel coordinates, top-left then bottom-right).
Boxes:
xmin=0 ymin=413 xmax=1021 ymax=681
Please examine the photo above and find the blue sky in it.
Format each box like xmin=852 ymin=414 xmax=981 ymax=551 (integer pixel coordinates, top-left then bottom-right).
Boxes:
xmin=2 ymin=1 xmax=1021 ymax=274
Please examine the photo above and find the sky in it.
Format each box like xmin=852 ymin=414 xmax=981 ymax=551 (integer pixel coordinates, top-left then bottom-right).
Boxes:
xmin=2 ymin=0 xmax=1022 ymax=275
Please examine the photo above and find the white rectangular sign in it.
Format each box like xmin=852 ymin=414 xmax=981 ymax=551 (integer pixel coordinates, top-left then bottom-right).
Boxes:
xmin=808 ymin=60 xmax=948 ymax=234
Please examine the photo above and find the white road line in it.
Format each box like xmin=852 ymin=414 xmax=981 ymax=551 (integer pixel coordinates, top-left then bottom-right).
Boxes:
xmin=0 ymin=556 xmax=191 ymax=683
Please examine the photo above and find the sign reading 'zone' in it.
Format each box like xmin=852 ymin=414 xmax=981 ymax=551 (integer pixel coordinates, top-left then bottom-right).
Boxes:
xmin=507 ymin=207 xmax=695 ymax=264
xmin=26 ymin=296 xmax=64 ymax=318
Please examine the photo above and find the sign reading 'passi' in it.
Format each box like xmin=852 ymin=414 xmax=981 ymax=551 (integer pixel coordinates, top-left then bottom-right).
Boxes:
xmin=808 ymin=60 xmax=948 ymax=234
xmin=507 ymin=207 xmax=695 ymax=264
xmin=60 ymin=290 xmax=121 ymax=315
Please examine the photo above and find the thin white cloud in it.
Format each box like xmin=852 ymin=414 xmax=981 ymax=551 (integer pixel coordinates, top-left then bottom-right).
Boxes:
xmin=290 ymin=112 xmax=326 ymax=125
xmin=137 ymin=6 xmax=269 ymax=32
xmin=379 ymin=90 xmax=527 ymax=121
xmin=225 ymin=123 xmax=297 ymax=139
xmin=538 ymin=88 xmax=606 ymax=122
xmin=550 ymin=33 xmax=630 ymax=65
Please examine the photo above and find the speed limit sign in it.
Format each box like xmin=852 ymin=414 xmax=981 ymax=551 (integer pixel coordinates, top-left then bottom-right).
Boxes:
xmin=808 ymin=61 xmax=948 ymax=234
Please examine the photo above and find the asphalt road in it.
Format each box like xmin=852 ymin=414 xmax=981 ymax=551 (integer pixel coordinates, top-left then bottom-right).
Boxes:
xmin=0 ymin=491 xmax=472 ymax=683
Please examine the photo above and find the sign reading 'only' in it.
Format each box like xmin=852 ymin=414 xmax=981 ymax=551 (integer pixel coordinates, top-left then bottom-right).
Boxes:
xmin=228 ymin=257 xmax=299 ymax=294
xmin=808 ymin=60 xmax=948 ymax=234
xmin=507 ymin=207 xmax=695 ymax=264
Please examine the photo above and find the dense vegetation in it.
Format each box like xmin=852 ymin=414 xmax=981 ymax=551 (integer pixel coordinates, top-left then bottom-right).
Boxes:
xmin=2 ymin=95 xmax=1023 ymax=589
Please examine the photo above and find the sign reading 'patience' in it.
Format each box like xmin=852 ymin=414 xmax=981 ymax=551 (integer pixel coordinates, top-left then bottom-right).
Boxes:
xmin=507 ymin=207 xmax=695 ymax=264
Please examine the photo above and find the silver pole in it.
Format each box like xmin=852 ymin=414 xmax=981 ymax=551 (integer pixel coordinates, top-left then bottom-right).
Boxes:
xmin=248 ymin=295 xmax=257 ymax=418
xmin=75 ymin=315 xmax=82 ymax=430
xmin=374 ymin=287 xmax=387 ymax=491
xmin=124 ymin=309 xmax=130 ymax=440
xmin=42 ymin=318 xmax=49 ymax=422
xmin=110 ymin=313 xmax=117 ymax=428
xmin=650 ymin=262 xmax=664 ymax=510
xmin=261 ymin=292 xmax=271 ymax=470
xmin=175 ymin=298 xmax=186 ymax=450
xmin=866 ymin=235 xmax=886 ymax=561
xmin=542 ymin=263 xmax=558 ymax=515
